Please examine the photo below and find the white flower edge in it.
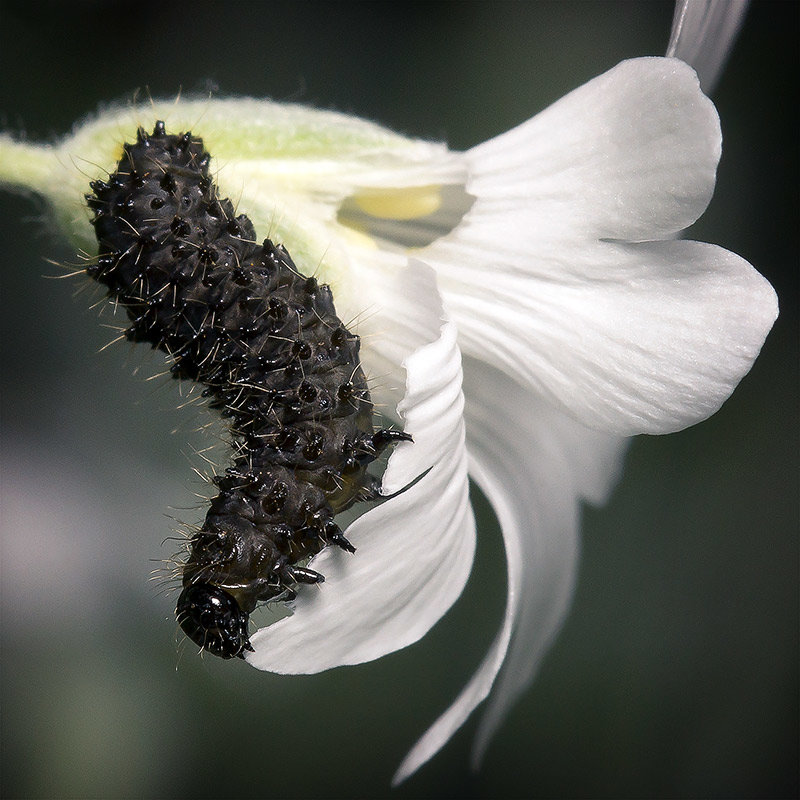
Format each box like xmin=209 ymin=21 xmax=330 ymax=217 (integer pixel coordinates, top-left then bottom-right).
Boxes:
xmin=247 ymin=261 xmax=475 ymax=672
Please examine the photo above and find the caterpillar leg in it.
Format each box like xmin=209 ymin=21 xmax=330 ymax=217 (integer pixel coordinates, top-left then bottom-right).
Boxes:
xmin=323 ymin=520 xmax=356 ymax=553
xmin=285 ymin=565 xmax=325 ymax=585
xmin=372 ymin=428 xmax=413 ymax=454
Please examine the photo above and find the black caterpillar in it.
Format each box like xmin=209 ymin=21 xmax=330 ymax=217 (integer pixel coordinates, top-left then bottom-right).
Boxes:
xmin=86 ymin=121 xmax=410 ymax=659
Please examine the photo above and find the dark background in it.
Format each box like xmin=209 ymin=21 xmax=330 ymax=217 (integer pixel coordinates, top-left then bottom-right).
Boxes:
xmin=1 ymin=1 xmax=796 ymax=798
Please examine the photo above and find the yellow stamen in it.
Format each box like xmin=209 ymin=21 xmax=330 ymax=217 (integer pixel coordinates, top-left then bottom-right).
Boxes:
xmin=353 ymin=185 xmax=442 ymax=221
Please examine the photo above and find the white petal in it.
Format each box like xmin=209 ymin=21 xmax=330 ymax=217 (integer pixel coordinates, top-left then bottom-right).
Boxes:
xmin=394 ymin=362 xmax=627 ymax=784
xmin=417 ymin=57 xmax=778 ymax=434
xmin=429 ymin=236 xmax=777 ymax=435
xmin=246 ymin=262 xmax=475 ymax=673
xmin=459 ymin=58 xmax=722 ymax=244
xmin=667 ymin=0 xmax=749 ymax=93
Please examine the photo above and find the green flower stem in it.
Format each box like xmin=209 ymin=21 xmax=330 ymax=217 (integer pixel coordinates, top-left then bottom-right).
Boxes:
xmin=0 ymin=135 xmax=59 ymax=197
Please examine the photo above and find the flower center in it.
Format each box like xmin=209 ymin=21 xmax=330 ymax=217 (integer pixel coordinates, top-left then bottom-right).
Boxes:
xmin=352 ymin=185 xmax=443 ymax=220
xmin=337 ymin=184 xmax=475 ymax=249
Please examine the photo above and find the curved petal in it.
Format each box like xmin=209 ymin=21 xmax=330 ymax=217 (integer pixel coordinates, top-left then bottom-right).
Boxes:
xmin=393 ymin=361 xmax=627 ymax=784
xmin=429 ymin=237 xmax=777 ymax=435
xmin=247 ymin=262 xmax=475 ymax=673
xmin=667 ymin=0 xmax=749 ymax=93
xmin=458 ymin=58 xmax=721 ymax=244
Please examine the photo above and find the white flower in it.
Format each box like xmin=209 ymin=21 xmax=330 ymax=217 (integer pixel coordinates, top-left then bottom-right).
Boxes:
xmin=0 ymin=57 xmax=777 ymax=782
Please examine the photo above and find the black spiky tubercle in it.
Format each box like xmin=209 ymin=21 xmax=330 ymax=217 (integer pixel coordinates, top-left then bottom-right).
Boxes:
xmin=87 ymin=121 xmax=410 ymax=658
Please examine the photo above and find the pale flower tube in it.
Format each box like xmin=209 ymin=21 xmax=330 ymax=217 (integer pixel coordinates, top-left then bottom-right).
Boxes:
xmin=0 ymin=56 xmax=777 ymax=781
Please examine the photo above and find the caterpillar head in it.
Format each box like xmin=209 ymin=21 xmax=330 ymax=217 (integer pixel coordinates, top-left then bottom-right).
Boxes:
xmin=176 ymin=582 xmax=254 ymax=659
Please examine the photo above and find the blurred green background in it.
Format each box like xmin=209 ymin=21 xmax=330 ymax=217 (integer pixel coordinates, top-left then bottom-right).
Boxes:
xmin=1 ymin=1 xmax=796 ymax=798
